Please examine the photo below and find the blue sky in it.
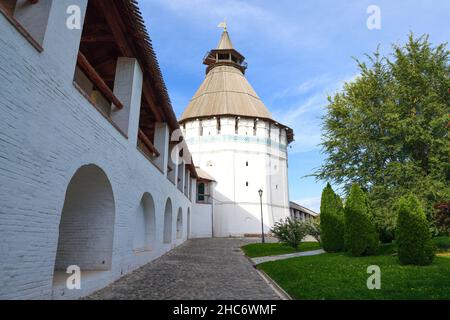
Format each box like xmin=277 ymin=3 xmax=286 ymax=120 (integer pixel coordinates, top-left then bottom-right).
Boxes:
xmin=138 ymin=0 xmax=450 ymax=211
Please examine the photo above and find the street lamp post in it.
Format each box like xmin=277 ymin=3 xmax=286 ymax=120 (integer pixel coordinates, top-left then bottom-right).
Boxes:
xmin=258 ymin=189 xmax=265 ymax=243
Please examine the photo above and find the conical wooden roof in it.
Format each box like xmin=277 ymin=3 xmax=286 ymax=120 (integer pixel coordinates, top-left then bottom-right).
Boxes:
xmin=180 ymin=31 xmax=274 ymax=122
xmin=217 ymin=31 xmax=234 ymax=50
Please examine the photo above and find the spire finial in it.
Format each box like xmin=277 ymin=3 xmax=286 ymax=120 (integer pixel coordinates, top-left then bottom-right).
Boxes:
xmin=217 ymin=19 xmax=227 ymax=32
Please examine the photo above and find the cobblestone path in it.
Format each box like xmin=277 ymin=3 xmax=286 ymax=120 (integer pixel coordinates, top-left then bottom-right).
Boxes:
xmin=87 ymin=238 xmax=280 ymax=300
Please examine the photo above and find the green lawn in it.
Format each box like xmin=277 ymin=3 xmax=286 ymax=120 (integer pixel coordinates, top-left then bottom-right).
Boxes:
xmin=258 ymin=242 xmax=450 ymax=300
xmin=241 ymin=242 xmax=321 ymax=258
xmin=434 ymin=236 xmax=450 ymax=252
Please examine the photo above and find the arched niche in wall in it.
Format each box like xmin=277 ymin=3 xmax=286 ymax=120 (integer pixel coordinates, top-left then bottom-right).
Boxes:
xmin=163 ymin=198 xmax=173 ymax=244
xmin=176 ymin=208 xmax=183 ymax=239
xmin=133 ymin=193 xmax=156 ymax=252
xmin=54 ymin=164 xmax=115 ymax=272
xmin=187 ymin=208 xmax=191 ymax=239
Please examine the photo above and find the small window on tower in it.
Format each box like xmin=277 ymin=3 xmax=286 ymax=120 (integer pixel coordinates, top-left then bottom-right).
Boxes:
xmin=246 ymin=161 xmax=249 ymax=167
xmin=246 ymin=181 xmax=249 ymax=187
xmin=199 ymin=120 xmax=203 ymax=136
xmin=218 ymin=53 xmax=229 ymax=60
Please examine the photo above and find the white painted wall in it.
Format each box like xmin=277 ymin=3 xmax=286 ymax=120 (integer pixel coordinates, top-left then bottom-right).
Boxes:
xmin=188 ymin=179 xmax=212 ymax=238
xmin=0 ymin=1 xmax=192 ymax=300
xmin=190 ymin=203 xmax=213 ymax=238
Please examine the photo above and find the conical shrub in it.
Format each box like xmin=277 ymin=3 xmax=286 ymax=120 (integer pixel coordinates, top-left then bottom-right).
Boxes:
xmin=320 ymin=183 xmax=345 ymax=252
xmin=396 ymin=195 xmax=434 ymax=265
xmin=344 ymin=184 xmax=379 ymax=256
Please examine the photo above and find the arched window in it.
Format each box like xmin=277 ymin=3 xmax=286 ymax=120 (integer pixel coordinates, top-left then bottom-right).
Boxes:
xmin=197 ymin=182 xmax=205 ymax=202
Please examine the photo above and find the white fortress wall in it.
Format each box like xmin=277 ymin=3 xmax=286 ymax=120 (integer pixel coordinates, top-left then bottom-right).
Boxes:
xmin=0 ymin=0 xmax=193 ymax=300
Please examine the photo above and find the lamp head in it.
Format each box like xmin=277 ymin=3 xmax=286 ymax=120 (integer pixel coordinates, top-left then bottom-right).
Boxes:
xmin=258 ymin=189 xmax=263 ymax=197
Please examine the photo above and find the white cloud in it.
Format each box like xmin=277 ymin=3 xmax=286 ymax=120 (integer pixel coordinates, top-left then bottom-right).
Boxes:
xmin=295 ymin=197 xmax=321 ymax=213
xmin=141 ymin=0 xmax=320 ymax=50
xmin=274 ymin=73 xmax=358 ymax=153
xmin=295 ymin=75 xmax=333 ymax=96
xmin=275 ymin=74 xmax=335 ymax=100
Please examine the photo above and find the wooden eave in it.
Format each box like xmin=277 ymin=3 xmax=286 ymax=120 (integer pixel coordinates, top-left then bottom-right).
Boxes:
xmin=87 ymin=0 xmax=179 ymax=132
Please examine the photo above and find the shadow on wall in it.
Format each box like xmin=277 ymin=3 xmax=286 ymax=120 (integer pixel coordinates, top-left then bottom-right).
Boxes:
xmin=192 ymin=188 xmax=282 ymax=238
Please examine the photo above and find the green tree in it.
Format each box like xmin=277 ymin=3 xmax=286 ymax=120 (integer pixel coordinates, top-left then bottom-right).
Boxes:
xmin=315 ymin=34 xmax=450 ymax=229
xmin=304 ymin=217 xmax=321 ymax=244
xmin=320 ymin=184 xmax=345 ymax=252
xmin=396 ymin=195 xmax=434 ymax=265
xmin=344 ymin=184 xmax=379 ymax=256
xmin=434 ymin=200 xmax=450 ymax=236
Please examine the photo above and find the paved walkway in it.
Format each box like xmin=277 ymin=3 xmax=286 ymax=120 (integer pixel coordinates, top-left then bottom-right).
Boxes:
xmin=251 ymin=249 xmax=325 ymax=265
xmin=87 ymin=238 xmax=280 ymax=300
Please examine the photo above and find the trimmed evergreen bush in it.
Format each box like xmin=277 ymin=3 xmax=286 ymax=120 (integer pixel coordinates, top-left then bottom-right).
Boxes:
xmin=396 ymin=195 xmax=435 ymax=265
xmin=344 ymin=184 xmax=379 ymax=256
xmin=320 ymin=184 xmax=345 ymax=252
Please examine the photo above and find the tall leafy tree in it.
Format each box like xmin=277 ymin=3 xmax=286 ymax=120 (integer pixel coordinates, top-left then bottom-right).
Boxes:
xmin=315 ymin=34 xmax=450 ymax=230
xmin=320 ymin=183 xmax=345 ymax=252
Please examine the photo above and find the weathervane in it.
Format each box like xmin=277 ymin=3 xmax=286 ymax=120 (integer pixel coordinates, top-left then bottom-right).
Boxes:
xmin=217 ymin=19 xmax=227 ymax=32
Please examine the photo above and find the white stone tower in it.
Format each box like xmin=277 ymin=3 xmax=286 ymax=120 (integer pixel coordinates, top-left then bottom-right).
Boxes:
xmin=180 ymin=25 xmax=294 ymax=237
